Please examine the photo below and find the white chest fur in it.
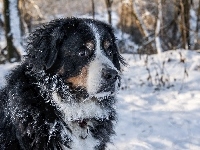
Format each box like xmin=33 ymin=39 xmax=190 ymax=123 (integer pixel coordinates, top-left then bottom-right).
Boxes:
xmin=51 ymin=92 xmax=111 ymax=149
xmin=62 ymin=121 xmax=99 ymax=150
xmin=52 ymin=92 xmax=111 ymax=122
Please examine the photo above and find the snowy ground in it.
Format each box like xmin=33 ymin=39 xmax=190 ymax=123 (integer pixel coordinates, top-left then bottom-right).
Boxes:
xmin=1 ymin=50 xmax=200 ymax=150
xmin=108 ymin=50 xmax=200 ymax=150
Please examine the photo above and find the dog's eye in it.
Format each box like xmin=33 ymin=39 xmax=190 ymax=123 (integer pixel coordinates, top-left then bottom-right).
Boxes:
xmin=78 ymin=49 xmax=90 ymax=57
xmin=86 ymin=41 xmax=94 ymax=51
xmin=104 ymin=40 xmax=111 ymax=49
xmin=104 ymin=40 xmax=113 ymax=56
xmin=78 ymin=41 xmax=94 ymax=57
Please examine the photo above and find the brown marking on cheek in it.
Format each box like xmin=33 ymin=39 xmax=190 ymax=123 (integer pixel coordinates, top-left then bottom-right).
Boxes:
xmin=66 ymin=66 xmax=88 ymax=88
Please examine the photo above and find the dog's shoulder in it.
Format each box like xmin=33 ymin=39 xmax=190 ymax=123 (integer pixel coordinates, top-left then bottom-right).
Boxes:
xmin=0 ymin=83 xmax=22 ymax=149
xmin=0 ymin=63 xmax=61 ymax=149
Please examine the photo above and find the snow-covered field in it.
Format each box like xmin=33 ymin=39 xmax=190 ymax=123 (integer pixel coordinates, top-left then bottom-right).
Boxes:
xmin=1 ymin=50 xmax=200 ymax=150
xmin=108 ymin=50 xmax=200 ymax=150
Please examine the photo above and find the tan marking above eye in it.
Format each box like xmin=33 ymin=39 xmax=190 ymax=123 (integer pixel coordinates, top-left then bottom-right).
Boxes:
xmin=85 ymin=41 xmax=94 ymax=51
xmin=104 ymin=40 xmax=111 ymax=49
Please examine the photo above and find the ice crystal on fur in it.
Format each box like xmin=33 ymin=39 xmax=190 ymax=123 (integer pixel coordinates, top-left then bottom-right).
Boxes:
xmin=31 ymin=71 xmax=74 ymax=104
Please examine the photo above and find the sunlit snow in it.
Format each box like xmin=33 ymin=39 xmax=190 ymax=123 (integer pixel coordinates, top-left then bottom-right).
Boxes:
xmin=107 ymin=50 xmax=200 ymax=150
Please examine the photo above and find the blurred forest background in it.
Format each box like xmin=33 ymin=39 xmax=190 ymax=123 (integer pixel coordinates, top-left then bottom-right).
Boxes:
xmin=0 ymin=0 xmax=200 ymax=63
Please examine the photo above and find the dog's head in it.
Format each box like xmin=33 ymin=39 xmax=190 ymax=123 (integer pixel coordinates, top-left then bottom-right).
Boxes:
xmin=27 ymin=18 xmax=124 ymax=101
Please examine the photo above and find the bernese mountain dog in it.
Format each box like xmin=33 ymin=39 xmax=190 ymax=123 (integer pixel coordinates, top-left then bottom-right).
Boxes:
xmin=0 ymin=18 xmax=125 ymax=150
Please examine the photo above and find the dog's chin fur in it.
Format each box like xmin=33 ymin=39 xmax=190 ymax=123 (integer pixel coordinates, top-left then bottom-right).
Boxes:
xmin=0 ymin=18 xmax=124 ymax=150
xmin=52 ymin=92 xmax=114 ymax=121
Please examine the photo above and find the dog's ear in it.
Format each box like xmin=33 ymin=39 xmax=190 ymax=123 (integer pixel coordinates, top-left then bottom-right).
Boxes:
xmin=44 ymin=26 xmax=63 ymax=70
xmin=46 ymin=19 xmax=81 ymax=70
xmin=113 ymin=45 xmax=126 ymax=71
xmin=106 ymin=27 xmax=126 ymax=71
xmin=26 ymin=18 xmax=80 ymax=72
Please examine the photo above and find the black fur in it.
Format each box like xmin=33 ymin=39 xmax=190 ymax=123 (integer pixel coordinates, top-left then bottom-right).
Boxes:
xmin=0 ymin=18 xmax=124 ymax=150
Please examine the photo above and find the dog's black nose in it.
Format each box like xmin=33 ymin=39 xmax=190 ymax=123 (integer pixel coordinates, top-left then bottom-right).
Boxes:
xmin=102 ymin=68 xmax=118 ymax=82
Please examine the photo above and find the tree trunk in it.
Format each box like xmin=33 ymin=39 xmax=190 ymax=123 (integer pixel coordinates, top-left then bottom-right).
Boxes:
xmin=183 ymin=0 xmax=190 ymax=49
xmin=155 ymin=0 xmax=163 ymax=54
xmin=91 ymin=0 xmax=95 ymax=19
xmin=132 ymin=0 xmax=155 ymax=54
xmin=194 ymin=0 xmax=200 ymax=49
xmin=171 ymin=0 xmax=180 ymax=49
xmin=3 ymin=0 xmax=22 ymax=62
xmin=105 ymin=0 xmax=113 ymax=24
xmin=132 ymin=0 xmax=149 ymax=37
xmin=180 ymin=0 xmax=190 ymax=49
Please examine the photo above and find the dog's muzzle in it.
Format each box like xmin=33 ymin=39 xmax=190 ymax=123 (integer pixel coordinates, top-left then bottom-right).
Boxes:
xmin=98 ymin=67 xmax=120 ymax=93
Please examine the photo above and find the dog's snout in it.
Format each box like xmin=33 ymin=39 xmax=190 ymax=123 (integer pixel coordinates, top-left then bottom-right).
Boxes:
xmin=102 ymin=68 xmax=118 ymax=82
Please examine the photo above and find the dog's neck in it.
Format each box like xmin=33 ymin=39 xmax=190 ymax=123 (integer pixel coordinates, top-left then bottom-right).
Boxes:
xmin=28 ymin=70 xmax=116 ymax=149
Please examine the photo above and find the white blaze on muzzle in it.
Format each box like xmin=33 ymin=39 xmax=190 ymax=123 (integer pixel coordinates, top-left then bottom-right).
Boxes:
xmin=86 ymin=23 xmax=119 ymax=96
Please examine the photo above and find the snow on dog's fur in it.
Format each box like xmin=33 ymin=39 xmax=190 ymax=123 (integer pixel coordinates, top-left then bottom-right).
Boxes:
xmin=0 ymin=18 xmax=125 ymax=150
